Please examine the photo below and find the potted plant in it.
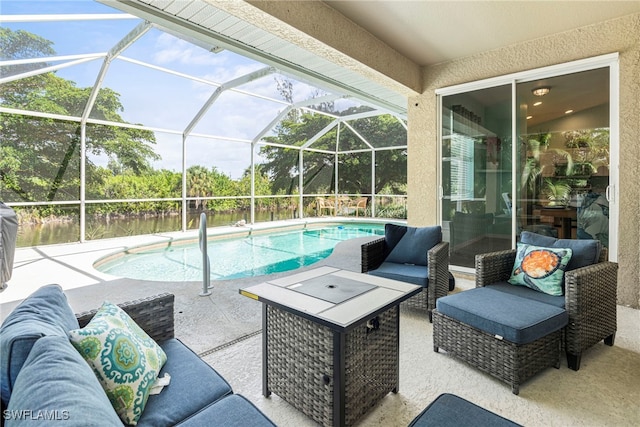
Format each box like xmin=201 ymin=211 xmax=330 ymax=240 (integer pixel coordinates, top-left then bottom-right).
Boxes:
xmin=541 ymin=178 xmax=571 ymax=207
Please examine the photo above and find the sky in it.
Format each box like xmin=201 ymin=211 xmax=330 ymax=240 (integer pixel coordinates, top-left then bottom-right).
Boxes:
xmin=1 ymin=0 xmax=360 ymax=179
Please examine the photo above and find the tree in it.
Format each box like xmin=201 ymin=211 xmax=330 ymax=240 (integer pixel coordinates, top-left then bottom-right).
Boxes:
xmin=259 ymin=108 xmax=407 ymax=196
xmin=0 ymin=28 xmax=159 ymax=205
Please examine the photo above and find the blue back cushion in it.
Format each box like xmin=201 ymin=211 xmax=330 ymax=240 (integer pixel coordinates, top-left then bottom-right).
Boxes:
xmin=385 ymin=225 xmax=441 ymax=266
xmin=6 ymin=335 xmax=122 ymax=426
xmin=520 ymin=231 xmax=601 ymax=271
xmin=0 ymin=284 xmax=79 ymax=405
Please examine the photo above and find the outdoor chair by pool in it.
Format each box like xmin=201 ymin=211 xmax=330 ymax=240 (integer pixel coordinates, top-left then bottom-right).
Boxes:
xmin=361 ymin=223 xmax=450 ymax=322
xmin=315 ymin=197 xmax=335 ymax=216
xmin=354 ymin=197 xmax=368 ymax=217
xmin=433 ymin=231 xmax=617 ymax=394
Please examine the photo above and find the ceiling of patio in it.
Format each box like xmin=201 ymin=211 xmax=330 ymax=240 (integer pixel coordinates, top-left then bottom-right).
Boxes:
xmin=325 ymin=0 xmax=640 ymax=66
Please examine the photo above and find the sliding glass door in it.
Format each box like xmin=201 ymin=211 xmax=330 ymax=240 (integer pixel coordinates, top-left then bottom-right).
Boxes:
xmin=441 ymin=85 xmax=512 ymax=268
xmin=440 ymin=57 xmax=615 ymax=270
xmin=516 ymin=68 xmax=610 ymax=247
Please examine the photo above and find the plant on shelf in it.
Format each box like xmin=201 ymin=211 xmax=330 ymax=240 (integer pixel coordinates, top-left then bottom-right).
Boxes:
xmin=541 ymin=178 xmax=572 ymax=207
xmin=521 ymin=132 xmax=552 ymax=200
xmin=562 ymin=128 xmax=610 ymax=177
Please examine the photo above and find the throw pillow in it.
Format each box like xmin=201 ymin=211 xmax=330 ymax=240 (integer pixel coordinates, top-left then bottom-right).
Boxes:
xmin=0 ymin=284 xmax=79 ymax=405
xmin=508 ymin=243 xmax=573 ymax=296
xmin=385 ymin=225 xmax=441 ymax=266
xmin=68 ymin=302 xmax=167 ymax=425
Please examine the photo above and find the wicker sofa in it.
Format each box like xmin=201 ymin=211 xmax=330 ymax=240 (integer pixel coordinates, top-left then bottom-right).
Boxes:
xmin=361 ymin=223 xmax=451 ymax=322
xmin=433 ymin=232 xmax=617 ymax=394
xmin=1 ymin=285 xmax=275 ymax=426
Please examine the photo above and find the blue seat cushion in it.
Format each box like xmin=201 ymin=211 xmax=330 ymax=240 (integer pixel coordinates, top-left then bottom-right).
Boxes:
xmin=520 ymin=231 xmax=601 ymax=271
xmin=6 ymin=335 xmax=122 ymax=426
xmin=176 ymin=394 xmax=276 ymax=427
xmin=409 ymin=393 xmax=521 ymax=427
xmin=436 ymin=287 xmax=568 ymax=345
xmin=0 ymin=284 xmax=79 ymax=405
xmin=368 ymin=262 xmax=429 ymax=287
xmin=488 ymin=282 xmax=565 ymax=308
xmin=385 ymin=224 xmax=441 ymax=266
xmin=137 ymin=338 xmax=233 ymax=427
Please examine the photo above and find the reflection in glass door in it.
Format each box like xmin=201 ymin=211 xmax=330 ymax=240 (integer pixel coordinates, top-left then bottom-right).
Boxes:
xmin=516 ymin=68 xmax=610 ymax=248
xmin=440 ymin=65 xmax=612 ymax=271
xmin=441 ymin=85 xmax=512 ymax=269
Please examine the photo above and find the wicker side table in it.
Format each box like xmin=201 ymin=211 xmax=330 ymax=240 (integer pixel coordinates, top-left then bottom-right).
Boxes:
xmin=265 ymin=304 xmax=399 ymax=426
xmin=240 ymin=266 xmax=421 ymax=427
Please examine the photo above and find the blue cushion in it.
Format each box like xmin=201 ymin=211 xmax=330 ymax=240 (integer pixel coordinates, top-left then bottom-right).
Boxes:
xmin=436 ymin=287 xmax=568 ymax=344
xmin=176 ymin=395 xmax=276 ymax=427
xmin=0 ymin=284 xmax=79 ymax=405
xmin=6 ymin=335 xmax=122 ymax=426
xmin=368 ymin=262 xmax=428 ymax=287
xmin=520 ymin=231 xmax=601 ymax=271
xmin=385 ymin=225 xmax=441 ymax=266
xmin=137 ymin=338 xmax=233 ymax=427
xmin=409 ymin=393 xmax=521 ymax=427
xmin=488 ymin=282 xmax=565 ymax=308
xmin=383 ymin=223 xmax=408 ymax=254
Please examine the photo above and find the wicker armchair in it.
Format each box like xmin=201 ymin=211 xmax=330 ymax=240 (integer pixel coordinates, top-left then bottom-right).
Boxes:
xmin=476 ymin=247 xmax=617 ymax=371
xmin=361 ymin=224 xmax=450 ymax=322
xmin=76 ymin=293 xmax=175 ymax=342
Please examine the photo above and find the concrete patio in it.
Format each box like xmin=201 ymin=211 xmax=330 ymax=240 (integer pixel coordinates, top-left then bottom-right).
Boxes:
xmin=1 ymin=230 xmax=639 ymax=426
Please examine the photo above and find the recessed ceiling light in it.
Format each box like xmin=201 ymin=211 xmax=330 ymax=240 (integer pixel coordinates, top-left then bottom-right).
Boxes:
xmin=526 ymin=115 xmax=533 ymax=120
xmin=532 ymin=87 xmax=551 ymax=97
xmin=533 ymin=101 xmax=542 ymax=106
xmin=565 ymin=109 xmax=574 ymax=114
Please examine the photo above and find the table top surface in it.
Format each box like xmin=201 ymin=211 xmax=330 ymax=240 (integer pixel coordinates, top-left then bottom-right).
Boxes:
xmin=240 ymin=266 xmax=421 ymax=331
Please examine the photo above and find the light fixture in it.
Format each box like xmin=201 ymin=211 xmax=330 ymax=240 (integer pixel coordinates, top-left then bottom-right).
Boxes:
xmin=532 ymin=86 xmax=550 ymax=97
xmin=533 ymin=101 xmax=542 ymax=106
xmin=526 ymin=115 xmax=533 ymax=120
xmin=565 ymin=109 xmax=574 ymax=114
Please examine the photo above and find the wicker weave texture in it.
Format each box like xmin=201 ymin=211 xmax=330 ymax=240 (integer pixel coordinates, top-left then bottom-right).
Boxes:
xmin=266 ymin=305 xmax=398 ymax=426
xmin=433 ymin=311 xmax=561 ymax=395
xmin=476 ymin=249 xmax=618 ymax=361
xmin=362 ymin=238 xmax=450 ymax=318
xmin=75 ymin=293 xmax=175 ymax=343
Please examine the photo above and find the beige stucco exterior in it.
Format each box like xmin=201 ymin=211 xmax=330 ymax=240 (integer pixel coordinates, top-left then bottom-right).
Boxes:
xmin=408 ymin=13 xmax=640 ymax=308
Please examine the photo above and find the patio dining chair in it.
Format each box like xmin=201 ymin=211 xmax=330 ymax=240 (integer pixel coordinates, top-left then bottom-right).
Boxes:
xmin=361 ymin=223 xmax=450 ymax=322
xmin=353 ymin=197 xmax=368 ymax=217
xmin=315 ymin=197 xmax=335 ymax=216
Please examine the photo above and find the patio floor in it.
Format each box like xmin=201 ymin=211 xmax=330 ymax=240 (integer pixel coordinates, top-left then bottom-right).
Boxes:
xmin=1 ymin=224 xmax=639 ymax=426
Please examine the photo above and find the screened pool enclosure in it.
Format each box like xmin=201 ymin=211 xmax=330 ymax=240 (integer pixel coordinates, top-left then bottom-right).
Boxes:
xmin=0 ymin=1 xmax=408 ymax=247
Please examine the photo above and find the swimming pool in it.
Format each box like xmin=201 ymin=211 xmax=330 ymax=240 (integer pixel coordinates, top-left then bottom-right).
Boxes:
xmin=95 ymin=223 xmax=385 ymax=281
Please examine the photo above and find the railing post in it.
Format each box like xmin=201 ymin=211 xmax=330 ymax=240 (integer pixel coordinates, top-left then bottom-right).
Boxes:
xmin=199 ymin=212 xmax=212 ymax=296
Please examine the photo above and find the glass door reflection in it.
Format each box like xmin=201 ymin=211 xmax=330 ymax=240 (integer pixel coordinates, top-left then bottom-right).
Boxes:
xmin=441 ymin=85 xmax=512 ymax=269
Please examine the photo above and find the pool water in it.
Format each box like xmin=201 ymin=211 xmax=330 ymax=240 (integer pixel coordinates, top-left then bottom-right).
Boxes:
xmin=96 ymin=224 xmax=385 ymax=281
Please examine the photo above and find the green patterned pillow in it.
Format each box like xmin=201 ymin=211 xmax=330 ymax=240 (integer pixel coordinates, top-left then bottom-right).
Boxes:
xmin=508 ymin=243 xmax=573 ymax=296
xmin=68 ymin=302 xmax=167 ymax=425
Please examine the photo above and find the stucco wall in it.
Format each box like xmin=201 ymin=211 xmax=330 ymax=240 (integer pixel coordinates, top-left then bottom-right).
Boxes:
xmin=408 ymin=13 xmax=640 ymax=308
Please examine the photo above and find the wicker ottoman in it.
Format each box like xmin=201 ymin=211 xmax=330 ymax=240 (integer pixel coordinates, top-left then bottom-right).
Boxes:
xmin=433 ymin=287 xmax=568 ymax=394
xmin=409 ymin=393 xmax=521 ymax=426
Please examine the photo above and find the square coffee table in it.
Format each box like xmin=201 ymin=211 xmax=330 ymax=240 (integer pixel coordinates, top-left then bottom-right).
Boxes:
xmin=240 ymin=266 xmax=421 ymax=427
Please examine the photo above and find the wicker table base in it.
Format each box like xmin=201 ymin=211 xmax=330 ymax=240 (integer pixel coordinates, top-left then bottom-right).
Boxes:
xmin=433 ymin=311 xmax=562 ymax=395
xmin=264 ymin=304 xmax=399 ymax=427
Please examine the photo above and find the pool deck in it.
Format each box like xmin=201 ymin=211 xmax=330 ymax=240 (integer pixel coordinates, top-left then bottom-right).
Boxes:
xmin=1 ymin=218 xmax=639 ymax=426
